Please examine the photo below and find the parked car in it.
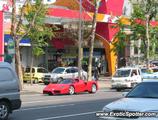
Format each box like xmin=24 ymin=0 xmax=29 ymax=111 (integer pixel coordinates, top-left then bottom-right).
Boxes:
xmin=43 ymin=67 xmax=87 ymax=85
xmin=43 ymin=78 xmax=98 ymax=95
xmin=101 ymin=80 xmax=158 ymax=120
xmin=0 ymin=62 xmax=21 ymax=120
xmin=23 ymin=67 xmax=48 ymax=83
xmin=111 ymin=67 xmax=142 ymax=91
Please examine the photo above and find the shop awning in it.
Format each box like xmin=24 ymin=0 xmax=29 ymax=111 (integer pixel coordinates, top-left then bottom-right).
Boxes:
xmin=50 ymin=38 xmax=75 ymax=49
xmin=47 ymin=8 xmax=92 ymax=23
xmin=46 ymin=7 xmax=118 ymax=24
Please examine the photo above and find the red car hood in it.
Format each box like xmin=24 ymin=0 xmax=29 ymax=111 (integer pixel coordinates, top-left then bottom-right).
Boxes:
xmin=44 ymin=83 xmax=70 ymax=90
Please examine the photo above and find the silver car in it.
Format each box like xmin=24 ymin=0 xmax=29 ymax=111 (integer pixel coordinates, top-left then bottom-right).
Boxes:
xmin=0 ymin=62 xmax=21 ymax=120
xmin=100 ymin=80 xmax=158 ymax=120
xmin=43 ymin=67 xmax=87 ymax=85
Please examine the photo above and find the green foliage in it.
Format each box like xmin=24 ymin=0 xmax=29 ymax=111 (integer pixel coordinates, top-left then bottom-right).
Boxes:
xmin=23 ymin=0 xmax=53 ymax=57
xmin=113 ymin=0 xmax=158 ymax=59
xmin=111 ymin=20 xmax=128 ymax=55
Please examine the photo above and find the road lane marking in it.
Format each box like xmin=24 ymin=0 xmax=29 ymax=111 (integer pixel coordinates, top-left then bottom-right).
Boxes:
xmin=36 ymin=111 xmax=100 ymax=120
xmin=22 ymin=98 xmax=73 ymax=104
xmin=16 ymin=104 xmax=75 ymax=111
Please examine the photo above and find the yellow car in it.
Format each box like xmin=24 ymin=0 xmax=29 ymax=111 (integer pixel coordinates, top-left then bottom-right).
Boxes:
xmin=23 ymin=67 xmax=48 ymax=83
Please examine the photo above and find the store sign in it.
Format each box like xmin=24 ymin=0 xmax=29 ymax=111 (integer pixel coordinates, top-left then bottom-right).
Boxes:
xmin=0 ymin=11 xmax=4 ymax=61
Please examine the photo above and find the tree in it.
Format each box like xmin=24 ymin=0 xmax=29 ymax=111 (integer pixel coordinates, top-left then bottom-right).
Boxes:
xmin=87 ymin=0 xmax=101 ymax=81
xmin=11 ymin=0 xmax=52 ymax=89
xmin=112 ymin=0 xmax=158 ymax=68
xmin=131 ymin=0 xmax=158 ymax=68
xmin=24 ymin=1 xmax=53 ymax=85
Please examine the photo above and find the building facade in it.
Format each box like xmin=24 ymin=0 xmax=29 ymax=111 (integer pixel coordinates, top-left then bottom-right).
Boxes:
xmin=1 ymin=0 xmax=133 ymax=75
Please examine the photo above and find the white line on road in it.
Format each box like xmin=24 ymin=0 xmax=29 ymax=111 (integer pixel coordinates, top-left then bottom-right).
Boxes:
xmin=22 ymin=98 xmax=73 ymax=104
xmin=36 ymin=111 xmax=99 ymax=120
xmin=16 ymin=104 xmax=75 ymax=112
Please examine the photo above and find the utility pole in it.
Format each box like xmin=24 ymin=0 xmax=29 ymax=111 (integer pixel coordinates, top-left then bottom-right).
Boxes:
xmin=78 ymin=0 xmax=82 ymax=79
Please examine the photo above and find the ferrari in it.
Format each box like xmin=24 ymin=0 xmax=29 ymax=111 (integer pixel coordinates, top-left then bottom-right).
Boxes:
xmin=43 ymin=78 xmax=98 ymax=95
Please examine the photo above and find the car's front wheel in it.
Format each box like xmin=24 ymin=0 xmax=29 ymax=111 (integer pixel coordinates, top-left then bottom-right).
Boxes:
xmin=33 ymin=78 xmax=38 ymax=84
xmin=69 ymin=86 xmax=75 ymax=95
xmin=116 ymin=88 xmax=122 ymax=92
xmin=89 ymin=84 xmax=97 ymax=93
xmin=0 ymin=101 xmax=10 ymax=120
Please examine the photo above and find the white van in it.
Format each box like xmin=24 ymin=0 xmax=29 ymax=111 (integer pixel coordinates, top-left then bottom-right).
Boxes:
xmin=0 ymin=62 xmax=21 ymax=120
xmin=111 ymin=67 xmax=142 ymax=91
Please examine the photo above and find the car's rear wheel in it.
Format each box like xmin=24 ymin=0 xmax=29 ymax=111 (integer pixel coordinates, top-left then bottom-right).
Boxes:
xmin=116 ymin=88 xmax=122 ymax=92
xmin=89 ymin=84 xmax=97 ymax=93
xmin=69 ymin=86 xmax=75 ymax=95
xmin=0 ymin=101 xmax=10 ymax=120
xmin=33 ymin=78 xmax=38 ymax=84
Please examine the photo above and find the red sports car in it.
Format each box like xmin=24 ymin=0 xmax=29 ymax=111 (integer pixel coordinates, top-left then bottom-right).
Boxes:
xmin=43 ymin=78 xmax=98 ymax=95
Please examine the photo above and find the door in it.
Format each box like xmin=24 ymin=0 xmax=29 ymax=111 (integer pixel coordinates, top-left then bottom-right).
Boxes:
xmin=131 ymin=69 xmax=139 ymax=83
xmin=0 ymin=67 xmax=19 ymax=98
xmin=73 ymin=80 xmax=86 ymax=92
xmin=71 ymin=68 xmax=78 ymax=78
xmin=64 ymin=68 xmax=73 ymax=78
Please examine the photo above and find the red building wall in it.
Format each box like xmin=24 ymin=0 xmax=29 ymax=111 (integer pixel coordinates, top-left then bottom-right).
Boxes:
xmin=0 ymin=11 xmax=4 ymax=61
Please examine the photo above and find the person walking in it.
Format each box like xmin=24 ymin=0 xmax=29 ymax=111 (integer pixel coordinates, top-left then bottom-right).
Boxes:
xmin=97 ymin=59 xmax=101 ymax=75
xmin=93 ymin=67 xmax=99 ymax=81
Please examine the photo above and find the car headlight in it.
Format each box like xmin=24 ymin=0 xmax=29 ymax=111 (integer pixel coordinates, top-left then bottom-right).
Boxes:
xmin=102 ymin=107 xmax=112 ymax=112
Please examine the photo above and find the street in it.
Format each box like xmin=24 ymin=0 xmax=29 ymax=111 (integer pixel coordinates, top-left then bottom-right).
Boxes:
xmin=9 ymin=90 xmax=122 ymax=120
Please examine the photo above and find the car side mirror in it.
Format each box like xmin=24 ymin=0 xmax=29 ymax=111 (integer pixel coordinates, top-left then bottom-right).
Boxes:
xmin=122 ymin=92 xmax=128 ymax=97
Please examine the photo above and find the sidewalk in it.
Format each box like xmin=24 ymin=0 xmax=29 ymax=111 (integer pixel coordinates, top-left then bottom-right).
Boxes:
xmin=21 ymin=77 xmax=112 ymax=94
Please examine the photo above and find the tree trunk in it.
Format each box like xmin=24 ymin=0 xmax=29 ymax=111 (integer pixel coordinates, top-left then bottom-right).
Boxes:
xmin=30 ymin=50 xmax=34 ymax=85
xmin=78 ymin=0 xmax=82 ymax=79
xmin=146 ymin=15 xmax=150 ymax=69
xmin=15 ymin=41 xmax=23 ymax=90
xmin=87 ymin=0 xmax=100 ymax=81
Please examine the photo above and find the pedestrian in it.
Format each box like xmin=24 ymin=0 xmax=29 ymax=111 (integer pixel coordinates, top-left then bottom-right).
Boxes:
xmin=97 ymin=59 xmax=101 ymax=75
xmin=93 ymin=67 xmax=99 ymax=81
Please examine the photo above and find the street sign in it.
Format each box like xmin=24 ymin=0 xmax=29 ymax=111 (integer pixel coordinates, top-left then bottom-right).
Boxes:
xmin=7 ymin=38 xmax=15 ymax=55
xmin=0 ymin=11 xmax=4 ymax=61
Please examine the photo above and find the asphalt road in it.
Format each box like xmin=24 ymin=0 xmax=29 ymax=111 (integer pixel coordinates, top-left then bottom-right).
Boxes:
xmin=9 ymin=90 xmax=122 ymax=120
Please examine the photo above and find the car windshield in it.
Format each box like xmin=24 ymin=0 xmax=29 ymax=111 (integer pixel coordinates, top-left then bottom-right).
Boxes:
xmin=126 ymin=82 xmax=158 ymax=98
xmin=52 ymin=68 xmax=65 ymax=74
xmin=113 ymin=69 xmax=131 ymax=77
xmin=58 ymin=79 xmax=73 ymax=84
xmin=25 ymin=68 xmax=35 ymax=73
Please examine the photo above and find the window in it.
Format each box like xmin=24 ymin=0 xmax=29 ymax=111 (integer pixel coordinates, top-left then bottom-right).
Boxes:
xmin=0 ymin=68 xmax=13 ymax=81
xmin=66 ymin=69 xmax=71 ymax=73
xmin=134 ymin=47 xmax=138 ymax=54
xmin=131 ymin=70 xmax=137 ymax=76
xmin=25 ymin=68 xmax=35 ymax=73
xmin=70 ymin=68 xmax=78 ymax=73
xmin=37 ymin=68 xmax=46 ymax=73
xmin=52 ymin=68 xmax=65 ymax=73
